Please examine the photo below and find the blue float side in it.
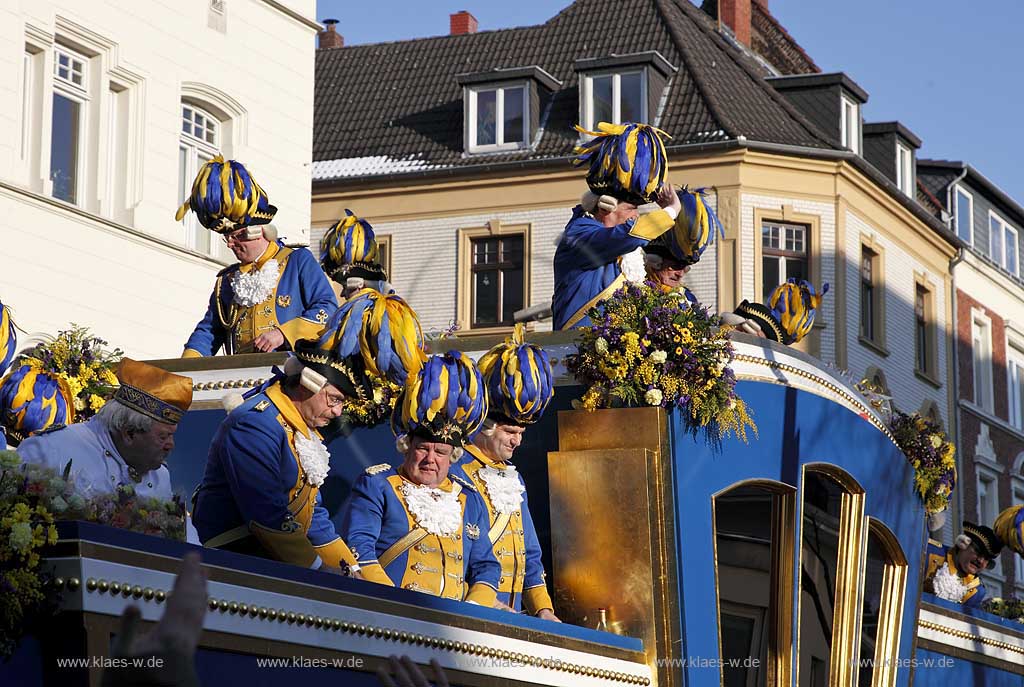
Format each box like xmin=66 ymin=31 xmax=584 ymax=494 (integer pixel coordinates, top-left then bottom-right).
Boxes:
xmin=913 ymin=647 xmax=1022 ymax=687
xmin=669 ymin=381 xmax=925 ymax=687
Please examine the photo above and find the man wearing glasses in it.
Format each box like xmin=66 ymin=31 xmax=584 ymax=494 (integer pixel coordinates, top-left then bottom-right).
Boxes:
xmin=192 ymin=334 xmax=368 ymax=573
xmin=176 ymin=156 xmax=336 ymax=357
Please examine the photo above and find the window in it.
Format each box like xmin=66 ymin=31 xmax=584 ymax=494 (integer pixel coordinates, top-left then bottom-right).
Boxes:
xmin=859 ymin=246 xmax=883 ymax=346
xmin=840 ymin=95 xmax=860 ymax=154
xmin=179 ymin=103 xmax=221 ymax=255
xmin=855 ymin=522 xmax=908 ymax=687
xmin=761 ymin=221 xmax=807 ymax=298
xmin=972 ymin=315 xmax=993 ymax=412
xmin=955 ymin=186 xmax=974 ymax=245
xmin=977 ymin=467 xmax=1000 ymax=529
xmin=376 ymin=234 xmax=392 ymax=279
xmin=471 ymin=235 xmax=524 ymax=327
xmin=581 ymin=71 xmax=645 ymax=129
xmin=990 ymin=212 xmax=1019 ymax=276
xmin=457 ymin=222 xmax=530 ymax=333
xmin=896 ymin=142 xmax=913 ymax=197
xmin=914 ymin=282 xmax=937 ymax=381
xmin=50 ymin=45 xmax=89 ymax=204
xmin=1009 ymin=346 xmax=1024 ymax=430
xmin=467 ymin=85 xmax=527 ymax=152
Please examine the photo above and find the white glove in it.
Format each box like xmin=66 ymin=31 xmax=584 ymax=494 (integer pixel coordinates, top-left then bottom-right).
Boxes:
xmin=719 ymin=311 xmax=764 ymax=337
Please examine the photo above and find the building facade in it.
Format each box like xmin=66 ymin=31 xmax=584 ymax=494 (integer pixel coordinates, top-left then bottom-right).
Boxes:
xmin=0 ymin=0 xmax=319 ymax=359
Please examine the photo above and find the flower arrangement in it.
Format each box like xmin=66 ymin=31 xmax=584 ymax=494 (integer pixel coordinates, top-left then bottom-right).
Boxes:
xmin=18 ymin=325 xmax=122 ymax=420
xmin=566 ymin=281 xmax=755 ymax=442
xmin=342 ymin=376 xmax=402 ymax=429
xmin=982 ymin=597 xmax=1024 ymax=622
xmin=888 ymin=410 xmax=956 ymax=515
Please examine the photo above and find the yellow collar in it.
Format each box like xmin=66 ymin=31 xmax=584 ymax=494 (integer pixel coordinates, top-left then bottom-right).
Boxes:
xmin=265 ymin=382 xmax=318 ymax=440
xmin=396 ymin=468 xmax=456 ymax=493
xmin=465 ymin=442 xmax=508 ymax=469
xmin=239 ymin=241 xmax=279 ymax=274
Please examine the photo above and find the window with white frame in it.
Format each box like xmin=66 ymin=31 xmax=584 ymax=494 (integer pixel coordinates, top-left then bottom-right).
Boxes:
xmin=581 ymin=71 xmax=645 ymax=130
xmin=50 ymin=45 xmax=89 ymax=205
xmin=990 ymin=212 xmax=1019 ymax=276
xmin=467 ymin=84 xmax=527 ymax=152
xmin=840 ymin=94 xmax=860 ymax=154
xmin=1009 ymin=345 xmax=1024 ymax=430
xmin=955 ymin=186 xmax=974 ymax=245
xmin=896 ymin=142 xmax=913 ymax=197
xmin=178 ymin=103 xmax=221 ymax=255
xmin=976 ymin=466 xmax=1000 ymax=533
xmin=761 ymin=221 xmax=807 ymax=299
xmin=972 ymin=315 xmax=994 ymax=412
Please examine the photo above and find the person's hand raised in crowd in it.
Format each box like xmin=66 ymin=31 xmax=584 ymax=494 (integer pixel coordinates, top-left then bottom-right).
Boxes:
xmin=377 ymin=655 xmax=449 ymax=687
xmin=656 ymin=183 xmax=682 ymax=214
xmin=110 ymin=552 xmax=208 ymax=660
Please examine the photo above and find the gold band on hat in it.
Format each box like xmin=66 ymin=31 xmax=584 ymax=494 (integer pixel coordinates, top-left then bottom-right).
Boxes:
xmin=114 ymin=384 xmax=185 ymax=424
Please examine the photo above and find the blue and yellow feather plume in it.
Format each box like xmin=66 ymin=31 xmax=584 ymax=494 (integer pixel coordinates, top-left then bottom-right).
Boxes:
xmin=995 ymin=505 xmax=1024 ymax=557
xmin=319 ymin=210 xmax=385 ymax=279
xmin=174 ymin=155 xmax=276 ymax=232
xmin=0 ymin=363 xmax=74 ymax=444
xmin=477 ymin=323 xmax=553 ymax=425
xmin=767 ymin=279 xmax=829 ymax=345
xmin=0 ymin=300 xmax=16 ymax=377
xmin=392 ymin=351 xmax=487 ymax=445
xmin=662 ymin=187 xmax=724 ymax=265
xmin=573 ymin=122 xmax=671 ymax=204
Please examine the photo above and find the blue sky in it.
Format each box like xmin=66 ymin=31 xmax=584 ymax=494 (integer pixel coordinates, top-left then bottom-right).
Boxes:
xmin=315 ymin=0 xmax=1024 ymax=201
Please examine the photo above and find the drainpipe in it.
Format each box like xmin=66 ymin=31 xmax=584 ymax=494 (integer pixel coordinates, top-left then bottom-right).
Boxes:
xmin=947 ymin=165 xmax=968 ymax=544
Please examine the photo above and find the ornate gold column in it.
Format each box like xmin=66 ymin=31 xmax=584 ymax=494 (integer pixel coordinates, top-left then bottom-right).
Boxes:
xmin=548 ymin=407 xmax=680 ymax=687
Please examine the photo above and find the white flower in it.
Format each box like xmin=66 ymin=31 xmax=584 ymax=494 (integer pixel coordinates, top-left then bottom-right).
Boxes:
xmin=68 ymin=494 xmax=86 ymax=511
xmin=0 ymin=451 xmax=20 ymax=470
xmin=50 ymin=496 xmax=68 ymax=513
xmin=649 ymin=350 xmax=667 ymax=364
xmin=932 ymin=562 xmax=970 ymax=602
xmin=9 ymin=522 xmax=33 ymax=551
xmin=728 ymin=398 xmax=737 ymax=410
xmin=400 ymin=482 xmax=463 ymax=536
xmin=930 ymin=435 xmax=943 ymax=449
xmin=230 ymin=258 xmax=279 ymax=307
xmin=645 ymin=388 xmax=663 ymax=406
xmin=293 ymin=432 xmax=331 ymax=487
xmin=478 ymin=465 xmax=525 ymax=514
xmin=595 ymin=337 xmax=609 ymax=355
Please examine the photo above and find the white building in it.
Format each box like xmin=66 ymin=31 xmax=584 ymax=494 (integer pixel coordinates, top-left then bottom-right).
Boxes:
xmin=0 ymin=0 xmax=319 ymax=359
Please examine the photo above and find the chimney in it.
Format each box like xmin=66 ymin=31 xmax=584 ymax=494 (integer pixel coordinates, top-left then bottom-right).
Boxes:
xmin=718 ymin=0 xmax=752 ymax=46
xmin=450 ymin=10 xmax=478 ymax=35
xmin=318 ymin=18 xmax=344 ymax=49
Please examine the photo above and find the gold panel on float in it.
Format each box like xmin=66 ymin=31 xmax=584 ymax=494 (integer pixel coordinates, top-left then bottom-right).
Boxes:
xmin=548 ymin=407 xmax=680 ymax=687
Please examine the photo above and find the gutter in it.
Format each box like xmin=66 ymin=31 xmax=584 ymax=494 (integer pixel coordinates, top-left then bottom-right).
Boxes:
xmin=946 ymin=165 xmax=968 ymax=544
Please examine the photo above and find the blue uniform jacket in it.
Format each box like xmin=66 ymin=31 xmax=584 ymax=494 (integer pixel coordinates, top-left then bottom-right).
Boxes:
xmin=339 ymin=466 xmax=501 ymax=605
xmin=924 ymin=541 xmax=987 ymax=609
xmin=552 ymin=206 xmax=675 ymax=330
xmin=450 ymin=445 xmax=553 ymax=613
xmin=184 ymin=241 xmax=336 ymax=356
xmin=192 ymin=383 xmax=353 ymax=569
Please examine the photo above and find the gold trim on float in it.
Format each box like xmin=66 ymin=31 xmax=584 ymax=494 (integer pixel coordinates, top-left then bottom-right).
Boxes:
xmin=710 ymin=479 xmax=795 ymax=687
xmin=917 ymin=619 xmax=1024 ymax=656
xmin=861 ymin=519 xmax=908 ymax=687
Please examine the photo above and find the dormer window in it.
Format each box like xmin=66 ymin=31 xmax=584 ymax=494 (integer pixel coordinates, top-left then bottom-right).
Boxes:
xmin=457 ymin=66 xmax=561 ymax=155
xmin=840 ymin=94 xmax=860 ymax=154
xmin=581 ymin=71 xmax=644 ymax=129
xmin=575 ymin=52 xmax=675 ymax=130
xmin=896 ymin=142 xmax=913 ymax=197
xmin=467 ymin=84 xmax=527 ymax=152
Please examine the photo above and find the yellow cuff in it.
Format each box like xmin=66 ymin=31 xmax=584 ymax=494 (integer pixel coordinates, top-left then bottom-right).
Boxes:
xmin=279 ymin=317 xmax=326 ymax=348
xmin=628 ymin=209 xmax=674 ymax=240
xmin=250 ymin=522 xmax=317 ymax=567
xmin=314 ymin=537 xmax=358 ymax=568
xmin=465 ymin=583 xmax=497 ymax=607
xmin=523 ymin=584 xmax=554 ymax=615
xmin=181 ymin=348 xmax=203 ymax=359
xmin=357 ymin=562 xmax=395 ymax=586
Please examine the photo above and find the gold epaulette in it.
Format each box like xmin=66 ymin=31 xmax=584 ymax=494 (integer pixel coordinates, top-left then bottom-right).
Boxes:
xmin=254 ymin=400 xmax=271 ymax=412
xmin=365 ymin=463 xmax=392 ymax=475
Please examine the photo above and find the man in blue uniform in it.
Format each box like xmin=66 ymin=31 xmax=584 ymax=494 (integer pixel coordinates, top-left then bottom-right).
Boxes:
xmin=451 ymin=325 xmax=559 ymax=619
xmin=176 ymin=156 xmax=336 ymax=356
xmin=319 ymin=209 xmax=392 ymax=304
xmin=923 ymin=521 xmax=1003 ymax=608
xmin=552 ymin=122 xmax=683 ymax=330
xmin=17 ymin=359 xmax=192 ymax=500
xmin=340 ymin=352 xmax=500 ymax=604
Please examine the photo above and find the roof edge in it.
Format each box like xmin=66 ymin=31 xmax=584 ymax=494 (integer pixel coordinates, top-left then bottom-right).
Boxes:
xmin=766 ymin=71 xmax=869 ymax=103
xmin=863 ymin=121 xmax=923 ymax=149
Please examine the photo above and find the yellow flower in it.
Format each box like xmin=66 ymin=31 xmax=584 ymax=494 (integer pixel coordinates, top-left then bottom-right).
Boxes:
xmin=89 ymin=394 xmax=106 ymax=412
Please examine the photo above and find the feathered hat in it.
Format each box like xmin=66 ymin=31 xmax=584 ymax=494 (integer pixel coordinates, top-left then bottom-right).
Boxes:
xmin=326 ymin=289 xmax=425 ymax=387
xmin=734 ymin=279 xmax=829 ymax=345
xmin=994 ymin=505 xmax=1024 ymax=557
xmin=320 ymin=210 xmax=388 ymax=283
xmin=573 ymin=122 xmax=670 ymax=205
xmin=392 ymin=351 xmax=487 ymax=446
xmin=174 ymin=155 xmax=276 ymax=234
xmin=0 ymin=300 xmax=16 ymax=377
xmin=477 ymin=323 xmax=553 ymax=426
xmin=644 ymin=187 xmax=724 ymax=267
xmin=0 ymin=363 xmax=75 ymax=445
